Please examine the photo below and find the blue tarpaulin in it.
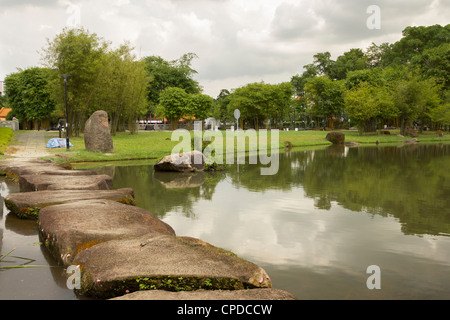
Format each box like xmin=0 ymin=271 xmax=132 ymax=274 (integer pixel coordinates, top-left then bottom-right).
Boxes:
xmin=46 ymin=138 xmax=73 ymax=148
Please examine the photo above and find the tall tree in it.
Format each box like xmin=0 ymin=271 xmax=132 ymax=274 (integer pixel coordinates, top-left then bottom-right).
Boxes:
xmin=156 ymin=87 xmax=188 ymax=130
xmin=227 ymin=82 xmax=293 ymax=129
xmin=332 ymin=48 xmax=368 ymax=80
xmin=304 ymin=76 xmax=345 ymax=127
xmin=312 ymin=52 xmax=335 ymax=77
xmin=144 ymin=53 xmax=201 ymax=114
xmin=41 ymin=27 xmax=108 ymax=136
xmin=184 ymin=93 xmax=214 ymax=129
xmin=429 ymin=91 xmax=450 ymax=130
xmin=383 ymin=24 xmax=450 ymax=66
xmin=344 ymin=82 xmax=379 ymax=135
xmin=392 ymin=74 xmax=441 ymax=134
xmin=212 ymin=89 xmax=232 ymax=124
xmin=4 ymin=67 xmax=55 ymax=128
xmin=411 ymin=43 xmax=450 ymax=89
xmin=291 ymin=63 xmax=317 ymax=95
xmin=94 ymin=43 xmax=149 ymax=135
xmin=365 ymin=42 xmax=392 ymax=68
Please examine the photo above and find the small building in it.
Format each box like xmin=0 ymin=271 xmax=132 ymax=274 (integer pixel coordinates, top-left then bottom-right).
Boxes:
xmin=0 ymin=107 xmax=12 ymax=121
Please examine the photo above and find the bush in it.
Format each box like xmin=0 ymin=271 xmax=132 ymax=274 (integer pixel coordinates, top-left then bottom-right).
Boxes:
xmin=0 ymin=127 xmax=13 ymax=155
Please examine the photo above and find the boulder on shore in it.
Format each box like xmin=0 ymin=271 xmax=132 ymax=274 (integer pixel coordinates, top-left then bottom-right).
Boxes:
xmin=154 ymin=150 xmax=206 ymax=172
xmin=325 ymin=132 xmax=345 ymax=145
xmin=39 ymin=199 xmax=175 ymax=266
xmin=84 ymin=110 xmax=114 ymax=153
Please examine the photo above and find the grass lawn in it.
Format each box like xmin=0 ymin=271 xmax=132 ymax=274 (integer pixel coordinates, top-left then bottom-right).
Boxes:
xmin=41 ymin=129 xmax=450 ymax=164
xmin=45 ymin=131 xmax=180 ymax=163
xmin=0 ymin=127 xmax=14 ymax=157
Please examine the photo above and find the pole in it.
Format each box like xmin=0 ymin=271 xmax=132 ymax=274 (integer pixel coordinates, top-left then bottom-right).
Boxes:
xmin=234 ymin=109 xmax=240 ymax=176
xmin=62 ymin=74 xmax=70 ymax=151
xmin=37 ymin=105 xmax=41 ymax=131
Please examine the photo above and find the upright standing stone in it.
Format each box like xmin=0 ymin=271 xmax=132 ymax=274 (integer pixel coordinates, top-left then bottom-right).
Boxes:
xmin=326 ymin=132 xmax=345 ymax=145
xmin=84 ymin=110 xmax=114 ymax=152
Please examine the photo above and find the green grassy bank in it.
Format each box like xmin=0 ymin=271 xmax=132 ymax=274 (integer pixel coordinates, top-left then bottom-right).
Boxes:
xmin=0 ymin=128 xmax=14 ymax=156
xmin=41 ymin=129 xmax=450 ymax=164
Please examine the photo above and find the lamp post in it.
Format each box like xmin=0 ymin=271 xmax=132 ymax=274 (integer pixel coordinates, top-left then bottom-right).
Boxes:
xmin=61 ymin=74 xmax=71 ymax=151
xmin=37 ymin=105 xmax=41 ymax=131
xmin=234 ymin=109 xmax=240 ymax=176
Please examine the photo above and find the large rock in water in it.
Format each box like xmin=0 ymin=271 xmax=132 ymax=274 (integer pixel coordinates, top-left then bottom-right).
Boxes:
xmin=84 ymin=110 xmax=114 ymax=152
xmin=326 ymin=132 xmax=345 ymax=144
xmin=154 ymin=150 xmax=205 ymax=172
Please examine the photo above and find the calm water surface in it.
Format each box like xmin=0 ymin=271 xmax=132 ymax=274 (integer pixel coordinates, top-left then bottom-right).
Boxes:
xmin=1 ymin=143 xmax=450 ymax=299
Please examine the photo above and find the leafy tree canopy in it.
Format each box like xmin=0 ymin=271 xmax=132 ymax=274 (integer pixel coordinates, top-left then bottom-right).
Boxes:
xmin=4 ymin=67 xmax=55 ymax=124
xmin=144 ymin=53 xmax=201 ymax=112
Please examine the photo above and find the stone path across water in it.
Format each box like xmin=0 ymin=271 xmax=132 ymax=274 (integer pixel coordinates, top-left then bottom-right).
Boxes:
xmin=1 ymin=131 xmax=297 ymax=300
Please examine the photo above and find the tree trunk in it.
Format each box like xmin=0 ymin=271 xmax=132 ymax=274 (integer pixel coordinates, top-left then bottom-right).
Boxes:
xmin=128 ymin=117 xmax=138 ymax=135
xmin=358 ymin=121 xmax=364 ymax=136
xmin=399 ymin=117 xmax=407 ymax=136
xmin=170 ymin=118 xmax=178 ymax=130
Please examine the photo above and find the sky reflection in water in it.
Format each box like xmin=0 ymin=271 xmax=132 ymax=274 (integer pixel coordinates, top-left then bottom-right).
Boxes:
xmin=110 ymin=143 xmax=450 ymax=299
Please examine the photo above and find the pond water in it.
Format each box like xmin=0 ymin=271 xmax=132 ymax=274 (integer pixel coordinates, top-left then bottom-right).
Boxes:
xmin=1 ymin=143 xmax=450 ymax=299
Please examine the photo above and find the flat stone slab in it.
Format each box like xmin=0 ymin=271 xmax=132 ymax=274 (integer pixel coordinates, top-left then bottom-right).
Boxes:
xmin=111 ymin=288 xmax=297 ymax=300
xmin=72 ymin=233 xmax=272 ymax=299
xmin=39 ymin=200 xmax=175 ymax=266
xmin=19 ymin=173 xmax=113 ymax=192
xmin=5 ymin=188 xmax=135 ymax=219
xmin=0 ymin=159 xmax=81 ymax=179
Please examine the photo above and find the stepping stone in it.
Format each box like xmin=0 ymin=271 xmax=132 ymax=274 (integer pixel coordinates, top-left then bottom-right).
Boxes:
xmin=8 ymin=164 xmax=93 ymax=177
xmin=39 ymin=199 xmax=175 ymax=266
xmin=19 ymin=173 xmax=113 ymax=192
xmin=4 ymin=188 xmax=136 ymax=219
xmin=0 ymin=159 xmax=79 ymax=179
xmin=72 ymin=233 xmax=272 ymax=299
xmin=111 ymin=288 xmax=297 ymax=300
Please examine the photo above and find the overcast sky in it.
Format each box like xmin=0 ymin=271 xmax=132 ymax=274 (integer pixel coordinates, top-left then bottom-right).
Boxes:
xmin=0 ymin=0 xmax=448 ymax=98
